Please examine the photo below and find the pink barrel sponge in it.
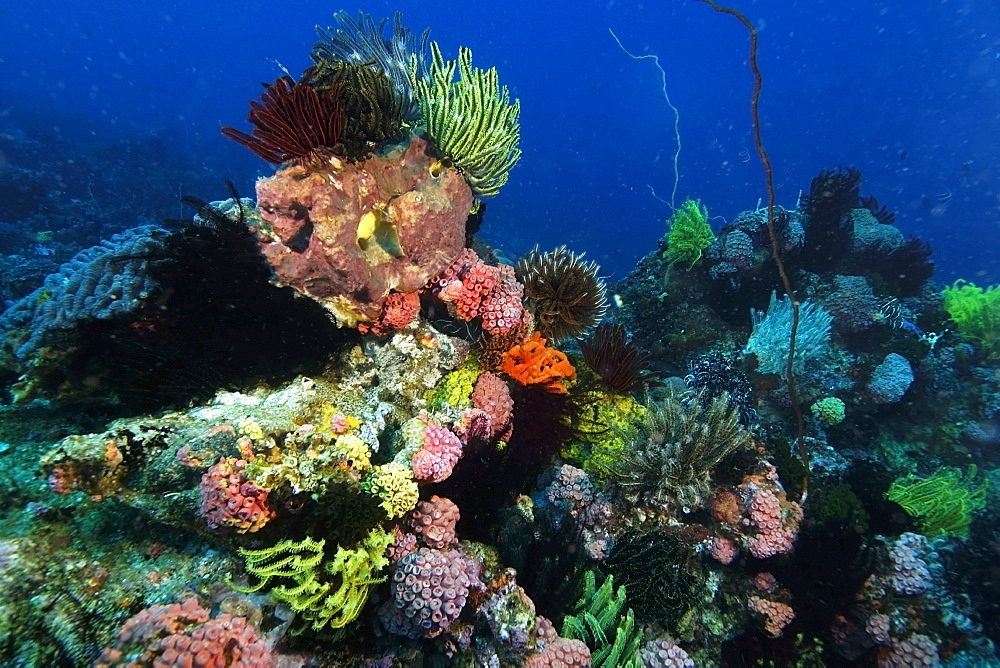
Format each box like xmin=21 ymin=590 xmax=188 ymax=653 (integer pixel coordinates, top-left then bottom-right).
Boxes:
xmin=253 ymin=134 xmax=472 ymax=327
xmin=95 ymin=596 xmax=272 ymax=667
xmin=199 ymin=457 xmax=275 ymax=534
xmin=411 ymin=420 xmax=464 ymax=483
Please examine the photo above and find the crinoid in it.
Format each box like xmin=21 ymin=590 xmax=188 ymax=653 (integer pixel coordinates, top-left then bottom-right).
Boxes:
xmin=864 ymin=236 xmax=935 ymax=297
xmin=798 ymin=166 xmax=861 ymax=272
xmin=602 ymin=530 xmax=705 ymax=626
xmin=580 ymin=323 xmax=660 ymax=393
xmin=860 ymin=194 xmax=895 ymax=225
xmin=221 ymin=76 xmax=345 ymax=166
xmin=516 ymin=246 xmax=608 ymax=341
xmin=312 ymin=10 xmax=429 ymax=122
xmin=306 ymin=60 xmax=405 ymax=161
xmin=610 ymin=389 xmax=753 ymax=512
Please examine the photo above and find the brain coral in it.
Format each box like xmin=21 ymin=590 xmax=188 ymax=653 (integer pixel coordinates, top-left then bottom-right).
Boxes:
xmin=868 ymin=352 xmax=913 ymax=404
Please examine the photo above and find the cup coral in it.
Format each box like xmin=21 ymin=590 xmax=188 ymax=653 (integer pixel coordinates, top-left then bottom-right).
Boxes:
xmin=366 ymin=462 xmax=420 ymax=519
xmin=95 ymin=597 xmax=272 ymax=668
xmin=199 ymin=456 xmax=276 ymax=534
xmin=378 ymin=547 xmax=481 ymax=638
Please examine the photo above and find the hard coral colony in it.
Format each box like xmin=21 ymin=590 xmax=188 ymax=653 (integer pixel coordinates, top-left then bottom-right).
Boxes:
xmin=0 ymin=6 xmax=998 ymax=668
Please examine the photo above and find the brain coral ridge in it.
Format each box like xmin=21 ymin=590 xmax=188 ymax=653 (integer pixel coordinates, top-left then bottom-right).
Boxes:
xmin=254 ymin=133 xmax=473 ymax=327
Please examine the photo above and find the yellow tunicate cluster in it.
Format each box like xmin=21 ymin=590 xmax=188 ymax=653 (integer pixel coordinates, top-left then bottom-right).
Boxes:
xmin=238 ymin=419 xmax=266 ymax=442
xmin=332 ymin=434 xmax=372 ymax=471
xmin=366 ymin=462 xmax=419 ymax=519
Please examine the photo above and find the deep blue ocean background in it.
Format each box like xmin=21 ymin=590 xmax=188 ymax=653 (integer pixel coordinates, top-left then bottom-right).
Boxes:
xmin=3 ymin=0 xmax=999 ymax=286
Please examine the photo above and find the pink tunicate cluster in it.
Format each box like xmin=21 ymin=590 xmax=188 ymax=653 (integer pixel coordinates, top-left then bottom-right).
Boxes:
xmin=754 ymin=571 xmax=778 ymax=592
xmin=886 ymin=532 xmax=932 ymax=595
xmin=358 ymin=290 xmax=421 ymax=335
xmin=523 ymin=638 xmax=592 ymax=668
xmin=545 ymin=464 xmax=595 ymax=517
xmin=411 ymin=420 xmax=464 ymax=483
xmin=386 ymin=526 xmax=418 ymax=563
xmin=199 ymin=457 xmax=275 ymax=534
xmin=470 ymin=372 xmax=514 ymax=441
xmin=408 ymin=495 xmax=460 ymax=549
xmin=748 ymin=595 xmax=795 ymax=638
xmin=866 ymin=613 xmax=892 ymax=646
xmin=709 ymin=535 xmax=739 ymax=565
xmin=378 ymin=547 xmax=481 ymax=639
xmin=638 ymin=637 xmax=696 ymax=668
xmin=745 ymin=488 xmax=798 ymax=559
xmin=877 ymin=633 xmax=939 ymax=668
xmin=95 ymin=597 xmax=272 ymax=668
xmin=427 ymin=248 xmax=528 ymax=335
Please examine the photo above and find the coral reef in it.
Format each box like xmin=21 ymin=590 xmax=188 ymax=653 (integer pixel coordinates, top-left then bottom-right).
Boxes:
xmin=2 ymin=8 xmax=1000 ymax=668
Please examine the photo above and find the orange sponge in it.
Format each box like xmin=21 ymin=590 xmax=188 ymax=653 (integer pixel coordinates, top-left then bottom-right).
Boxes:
xmin=500 ymin=331 xmax=576 ymax=394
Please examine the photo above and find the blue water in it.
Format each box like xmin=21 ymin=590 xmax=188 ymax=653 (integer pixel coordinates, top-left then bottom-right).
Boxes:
xmin=4 ymin=0 xmax=998 ymax=285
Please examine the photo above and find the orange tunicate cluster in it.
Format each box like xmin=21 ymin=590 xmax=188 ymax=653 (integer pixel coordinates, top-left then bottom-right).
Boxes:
xmin=748 ymin=595 xmax=795 ymax=638
xmin=199 ymin=457 xmax=276 ymax=534
xmin=500 ymin=331 xmax=576 ymax=394
xmin=96 ymin=596 xmax=272 ymax=667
